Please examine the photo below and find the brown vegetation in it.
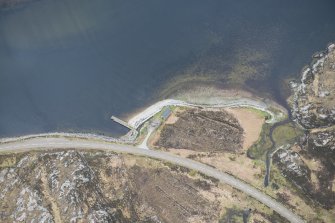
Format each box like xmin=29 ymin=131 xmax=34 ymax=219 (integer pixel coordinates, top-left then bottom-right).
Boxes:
xmin=155 ymin=108 xmax=244 ymax=152
xmin=225 ymin=108 xmax=265 ymax=150
xmin=0 ymin=150 xmax=279 ymax=223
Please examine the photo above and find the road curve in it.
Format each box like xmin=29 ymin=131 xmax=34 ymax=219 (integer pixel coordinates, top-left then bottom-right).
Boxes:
xmin=0 ymin=137 xmax=304 ymax=223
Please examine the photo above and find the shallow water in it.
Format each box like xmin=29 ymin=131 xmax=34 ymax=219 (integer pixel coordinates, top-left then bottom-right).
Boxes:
xmin=0 ymin=0 xmax=335 ymax=137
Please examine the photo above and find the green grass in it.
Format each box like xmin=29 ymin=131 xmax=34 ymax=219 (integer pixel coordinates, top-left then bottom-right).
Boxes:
xmin=271 ymin=106 xmax=289 ymax=121
xmin=0 ymin=156 xmax=17 ymax=168
xmin=188 ymin=169 xmax=198 ymax=177
xmin=138 ymin=125 xmax=148 ymax=137
xmin=272 ymin=123 xmax=303 ymax=146
xmin=270 ymin=165 xmax=290 ymax=188
xmin=245 ymin=107 xmax=269 ymax=118
xmin=247 ymin=121 xmax=303 ymax=160
xmin=0 ymin=152 xmax=30 ymax=168
xmin=247 ymin=123 xmax=273 ymax=160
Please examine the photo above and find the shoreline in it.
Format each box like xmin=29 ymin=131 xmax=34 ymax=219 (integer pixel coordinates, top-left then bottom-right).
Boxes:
xmin=128 ymin=95 xmax=288 ymax=129
xmin=0 ymin=95 xmax=287 ymax=144
xmin=0 ymin=132 xmax=123 ymax=144
xmin=289 ymin=42 xmax=335 ymax=129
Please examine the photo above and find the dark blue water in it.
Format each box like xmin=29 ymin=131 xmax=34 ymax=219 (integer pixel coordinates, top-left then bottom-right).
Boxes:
xmin=1 ymin=0 xmax=335 ymax=137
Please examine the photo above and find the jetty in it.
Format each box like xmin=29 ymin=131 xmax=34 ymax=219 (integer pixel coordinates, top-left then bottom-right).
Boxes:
xmin=111 ymin=116 xmax=136 ymax=130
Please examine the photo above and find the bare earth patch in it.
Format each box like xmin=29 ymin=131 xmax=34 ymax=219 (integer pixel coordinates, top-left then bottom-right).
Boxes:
xmin=165 ymin=112 xmax=179 ymax=124
xmin=225 ymin=108 xmax=265 ymax=150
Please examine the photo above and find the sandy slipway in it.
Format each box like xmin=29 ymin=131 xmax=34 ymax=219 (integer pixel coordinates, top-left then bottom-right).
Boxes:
xmin=0 ymin=137 xmax=304 ymax=223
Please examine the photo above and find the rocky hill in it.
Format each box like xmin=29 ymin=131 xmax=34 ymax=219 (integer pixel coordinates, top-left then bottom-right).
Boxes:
xmin=275 ymin=43 xmax=335 ymax=210
xmin=1 ymin=150 xmax=224 ymax=222
xmin=0 ymin=149 xmax=282 ymax=223
xmin=291 ymin=44 xmax=335 ymax=129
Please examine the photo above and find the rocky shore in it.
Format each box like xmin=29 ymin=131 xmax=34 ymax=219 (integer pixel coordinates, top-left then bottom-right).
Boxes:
xmin=275 ymin=43 xmax=335 ymax=210
xmin=290 ymin=43 xmax=335 ymax=129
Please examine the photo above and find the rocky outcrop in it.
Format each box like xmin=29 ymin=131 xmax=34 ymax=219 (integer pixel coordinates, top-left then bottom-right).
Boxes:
xmin=290 ymin=43 xmax=335 ymax=129
xmin=274 ymin=140 xmax=335 ymax=209
xmin=0 ymin=151 xmax=128 ymax=222
xmin=274 ymin=149 xmax=309 ymax=178
xmin=0 ymin=150 xmax=224 ymax=223
xmin=275 ymin=43 xmax=335 ymax=209
xmin=303 ymin=130 xmax=335 ymax=207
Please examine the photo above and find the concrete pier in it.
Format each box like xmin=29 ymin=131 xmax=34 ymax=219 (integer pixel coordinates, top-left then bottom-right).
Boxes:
xmin=111 ymin=116 xmax=135 ymax=130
